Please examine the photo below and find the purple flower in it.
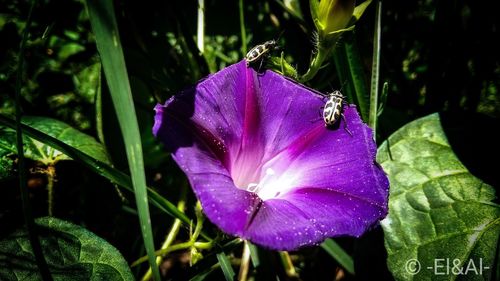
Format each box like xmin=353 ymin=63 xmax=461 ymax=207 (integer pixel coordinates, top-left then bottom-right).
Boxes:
xmin=153 ymin=60 xmax=389 ymax=250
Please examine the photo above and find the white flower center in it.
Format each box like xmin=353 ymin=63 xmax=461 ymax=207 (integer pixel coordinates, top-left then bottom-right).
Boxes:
xmin=243 ymin=167 xmax=298 ymax=200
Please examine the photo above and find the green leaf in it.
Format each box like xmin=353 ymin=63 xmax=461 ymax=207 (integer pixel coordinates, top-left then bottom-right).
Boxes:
xmin=309 ymin=0 xmax=322 ymax=31
xmin=74 ymin=61 xmax=101 ymax=103
xmin=368 ymin=1 xmax=382 ymax=135
xmin=333 ymin=38 xmax=370 ymax=122
xmin=378 ymin=113 xmax=500 ymax=281
xmin=22 ymin=116 xmax=110 ymax=165
xmin=345 ymin=38 xmax=370 ymax=121
xmin=0 ymin=126 xmax=16 ymax=180
xmin=0 ymin=114 xmax=199 ymax=235
xmin=321 ymin=239 xmax=355 ymax=275
xmin=0 ymin=217 xmax=134 ymax=281
xmin=0 ymin=116 xmax=110 ymax=166
xmin=248 ymin=242 xmax=260 ymax=268
xmin=86 ymin=0 xmax=160 ymax=280
xmin=352 ymin=0 xmax=372 ymax=23
xmin=275 ymin=0 xmax=304 ymax=23
xmin=216 ymin=250 xmax=235 ymax=281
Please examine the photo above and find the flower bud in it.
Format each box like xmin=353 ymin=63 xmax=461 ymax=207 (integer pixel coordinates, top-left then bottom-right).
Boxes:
xmin=317 ymin=0 xmax=355 ymax=35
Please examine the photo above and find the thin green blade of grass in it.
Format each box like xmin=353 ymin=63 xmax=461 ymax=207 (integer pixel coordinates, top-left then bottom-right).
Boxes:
xmin=14 ymin=0 xmax=52 ymax=279
xmin=377 ymin=81 xmax=389 ymax=117
xmin=321 ymin=238 xmax=355 ymax=275
xmin=87 ymin=1 xmax=157 ymax=278
xmin=247 ymin=242 xmax=260 ymax=268
xmin=344 ymin=37 xmax=370 ymax=122
xmin=0 ymin=115 xmax=207 ymax=238
xmin=333 ymin=44 xmax=355 ymax=100
xmin=369 ymin=1 xmax=382 ymax=137
xmin=216 ymin=250 xmax=236 ymax=281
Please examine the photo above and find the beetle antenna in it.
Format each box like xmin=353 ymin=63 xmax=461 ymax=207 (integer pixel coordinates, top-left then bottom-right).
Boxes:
xmin=276 ymin=30 xmax=285 ymax=42
xmin=339 ymin=79 xmax=348 ymax=93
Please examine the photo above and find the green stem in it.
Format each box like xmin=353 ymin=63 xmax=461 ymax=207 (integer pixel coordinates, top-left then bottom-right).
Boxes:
xmin=238 ymin=241 xmax=251 ymax=281
xmin=192 ymin=201 xmax=205 ymax=241
xmin=239 ymin=0 xmax=247 ymax=55
xmin=15 ymin=0 xmax=52 ymax=279
xmin=46 ymin=165 xmax=56 ymax=216
xmin=279 ymin=251 xmax=298 ymax=278
xmin=140 ymin=185 xmax=188 ymax=281
xmin=132 ymin=200 xmax=213 ymax=268
xmin=368 ymin=1 xmax=382 ymax=137
xmin=197 ymin=0 xmax=205 ymax=54
xmin=132 ymin=240 xmax=214 ymax=267
xmin=299 ymin=44 xmax=331 ymax=83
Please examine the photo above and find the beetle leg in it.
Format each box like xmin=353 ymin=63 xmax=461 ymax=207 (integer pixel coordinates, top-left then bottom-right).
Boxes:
xmin=257 ymin=58 xmax=264 ymax=73
xmin=318 ymin=108 xmax=324 ymax=118
xmin=341 ymin=114 xmax=353 ymax=137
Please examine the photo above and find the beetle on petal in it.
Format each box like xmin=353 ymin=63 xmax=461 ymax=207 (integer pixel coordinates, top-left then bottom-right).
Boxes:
xmin=322 ymin=90 xmax=352 ymax=135
xmin=245 ymin=40 xmax=278 ymax=69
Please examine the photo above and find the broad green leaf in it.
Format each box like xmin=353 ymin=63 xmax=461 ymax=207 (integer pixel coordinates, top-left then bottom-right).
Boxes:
xmin=378 ymin=113 xmax=500 ymax=281
xmin=22 ymin=116 xmax=110 ymax=165
xmin=0 ymin=116 xmax=110 ymax=166
xmin=0 ymin=217 xmax=134 ymax=281
xmin=0 ymin=116 xmax=110 ymax=178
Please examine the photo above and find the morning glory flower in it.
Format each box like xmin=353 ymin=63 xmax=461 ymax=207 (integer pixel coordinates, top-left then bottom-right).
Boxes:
xmin=153 ymin=60 xmax=389 ymax=250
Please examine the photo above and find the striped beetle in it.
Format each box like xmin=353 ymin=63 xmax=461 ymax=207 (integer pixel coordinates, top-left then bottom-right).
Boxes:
xmin=245 ymin=40 xmax=278 ymax=69
xmin=322 ymin=90 xmax=352 ymax=136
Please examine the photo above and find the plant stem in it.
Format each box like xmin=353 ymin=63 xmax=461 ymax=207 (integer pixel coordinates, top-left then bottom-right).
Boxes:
xmin=369 ymin=1 xmax=382 ymax=138
xmin=46 ymin=165 xmax=56 ymax=216
xmin=197 ymin=0 xmax=205 ymax=54
xmin=279 ymin=251 xmax=298 ymax=278
xmin=239 ymin=0 xmax=247 ymax=55
xmin=299 ymin=44 xmax=331 ymax=83
xmin=15 ymin=0 xmax=52 ymax=279
xmin=238 ymin=241 xmax=251 ymax=281
xmin=132 ymin=200 xmax=213 ymax=268
xmin=141 ymin=184 xmax=187 ymax=281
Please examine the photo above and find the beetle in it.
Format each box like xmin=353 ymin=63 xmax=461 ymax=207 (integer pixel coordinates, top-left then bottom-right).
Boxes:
xmin=322 ymin=90 xmax=352 ymax=136
xmin=245 ymin=40 xmax=278 ymax=69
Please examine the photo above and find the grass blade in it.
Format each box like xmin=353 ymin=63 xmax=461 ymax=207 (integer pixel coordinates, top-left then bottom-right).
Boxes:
xmin=216 ymin=250 xmax=236 ymax=281
xmin=321 ymin=238 xmax=355 ymax=275
xmin=345 ymin=38 xmax=370 ymax=121
xmin=378 ymin=81 xmax=389 ymax=117
xmin=0 ymin=115 xmax=215 ymax=242
xmin=14 ymin=0 xmax=52 ymax=279
xmin=369 ymin=1 xmax=382 ymax=137
xmin=247 ymin=242 xmax=260 ymax=268
xmin=85 ymin=1 xmax=160 ymax=278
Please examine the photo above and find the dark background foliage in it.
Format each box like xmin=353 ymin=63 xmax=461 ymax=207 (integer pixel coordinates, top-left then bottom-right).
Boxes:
xmin=1 ymin=0 xmax=498 ymax=280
